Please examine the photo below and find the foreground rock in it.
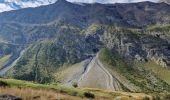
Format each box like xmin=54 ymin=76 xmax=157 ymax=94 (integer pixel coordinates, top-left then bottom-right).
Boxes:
xmin=0 ymin=94 xmax=22 ymax=100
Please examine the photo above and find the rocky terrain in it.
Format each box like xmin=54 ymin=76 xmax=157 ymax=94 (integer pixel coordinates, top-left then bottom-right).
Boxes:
xmin=0 ymin=94 xmax=22 ymax=100
xmin=0 ymin=0 xmax=170 ymax=93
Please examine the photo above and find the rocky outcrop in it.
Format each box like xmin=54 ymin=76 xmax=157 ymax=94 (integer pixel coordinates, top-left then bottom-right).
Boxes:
xmin=100 ymin=26 xmax=170 ymax=68
xmin=0 ymin=94 xmax=22 ymax=100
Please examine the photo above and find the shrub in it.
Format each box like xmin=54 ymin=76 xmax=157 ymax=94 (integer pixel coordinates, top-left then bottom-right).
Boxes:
xmin=152 ymin=95 xmax=160 ymax=100
xmin=72 ymin=82 xmax=78 ymax=88
xmin=84 ymin=92 xmax=95 ymax=98
xmin=143 ymin=96 xmax=150 ymax=100
xmin=164 ymin=94 xmax=170 ymax=100
xmin=0 ymin=81 xmax=9 ymax=87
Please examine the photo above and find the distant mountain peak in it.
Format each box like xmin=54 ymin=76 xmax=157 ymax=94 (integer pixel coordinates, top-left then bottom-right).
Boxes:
xmin=56 ymin=0 xmax=69 ymax=4
xmin=58 ymin=0 xmax=67 ymax=2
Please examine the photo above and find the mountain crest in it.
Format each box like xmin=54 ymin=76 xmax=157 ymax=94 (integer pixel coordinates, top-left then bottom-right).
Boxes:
xmin=57 ymin=0 xmax=68 ymax=3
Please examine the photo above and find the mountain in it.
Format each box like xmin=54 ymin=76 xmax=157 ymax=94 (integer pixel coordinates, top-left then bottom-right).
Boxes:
xmin=159 ymin=0 xmax=170 ymax=4
xmin=0 ymin=0 xmax=161 ymax=12
xmin=0 ymin=0 xmax=170 ymax=94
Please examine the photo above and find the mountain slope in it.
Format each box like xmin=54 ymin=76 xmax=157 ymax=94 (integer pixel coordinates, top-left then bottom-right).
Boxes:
xmin=159 ymin=0 xmax=170 ymax=4
xmin=1 ymin=78 xmax=159 ymax=100
xmin=0 ymin=0 xmax=170 ymax=93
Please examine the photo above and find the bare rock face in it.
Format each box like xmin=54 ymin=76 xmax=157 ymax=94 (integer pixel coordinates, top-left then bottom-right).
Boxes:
xmin=101 ymin=27 xmax=170 ymax=68
xmin=0 ymin=94 xmax=22 ymax=100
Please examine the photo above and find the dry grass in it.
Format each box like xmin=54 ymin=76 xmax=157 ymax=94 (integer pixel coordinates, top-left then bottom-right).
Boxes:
xmin=0 ymin=78 xmax=154 ymax=100
xmin=0 ymin=87 xmax=121 ymax=100
xmin=82 ymin=88 xmax=152 ymax=100
xmin=0 ymin=86 xmax=153 ymax=100
xmin=0 ymin=87 xmax=85 ymax=100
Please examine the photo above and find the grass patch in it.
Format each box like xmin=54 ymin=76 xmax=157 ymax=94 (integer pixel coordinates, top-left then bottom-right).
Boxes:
xmin=144 ymin=61 xmax=170 ymax=85
xmin=0 ymin=78 xmax=84 ymax=97
xmin=147 ymin=24 xmax=170 ymax=33
xmin=0 ymin=87 xmax=85 ymax=100
xmin=0 ymin=78 xmax=158 ymax=100
xmin=0 ymin=55 xmax=11 ymax=68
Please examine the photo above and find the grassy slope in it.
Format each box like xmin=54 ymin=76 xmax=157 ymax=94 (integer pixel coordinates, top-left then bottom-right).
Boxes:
xmin=0 ymin=87 xmax=85 ymax=100
xmin=98 ymin=48 xmax=170 ymax=93
xmin=0 ymin=55 xmax=11 ymax=68
xmin=55 ymin=62 xmax=84 ymax=83
xmin=144 ymin=61 xmax=170 ymax=85
xmin=0 ymin=78 xmax=85 ymax=97
xmin=146 ymin=24 xmax=170 ymax=33
xmin=142 ymin=24 xmax=170 ymax=85
xmin=0 ymin=78 xmax=154 ymax=100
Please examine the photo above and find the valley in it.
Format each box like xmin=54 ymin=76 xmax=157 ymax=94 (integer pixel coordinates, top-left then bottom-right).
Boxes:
xmin=0 ymin=49 xmax=25 ymax=76
xmin=0 ymin=0 xmax=170 ymax=99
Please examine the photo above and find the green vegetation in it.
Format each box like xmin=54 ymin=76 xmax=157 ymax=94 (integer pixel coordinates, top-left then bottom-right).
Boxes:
xmin=144 ymin=61 xmax=170 ymax=85
xmin=0 ymin=81 xmax=8 ymax=87
xmin=0 ymin=78 xmax=157 ymax=100
xmin=9 ymin=41 xmax=66 ymax=83
xmin=99 ymin=48 xmax=170 ymax=93
xmin=147 ymin=24 xmax=170 ymax=33
xmin=86 ymin=23 xmax=141 ymax=35
xmin=8 ymin=24 xmax=98 ymax=84
xmin=2 ymin=23 xmax=170 ymax=98
xmin=72 ymin=82 xmax=78 ymax=88
xmin=0 ymin=78 xmax=85 ymax=97
xmin=83 ymin=92 xmax=95 ymax=98
xmin=0 ymin=55 xmax=11 ymax=68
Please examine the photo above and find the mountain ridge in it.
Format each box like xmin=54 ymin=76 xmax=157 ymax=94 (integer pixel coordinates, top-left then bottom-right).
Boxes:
xmin=0 ymin=0 xmax=168 ymax=13
xmin=0 ymin=1 xmax=169 ymax=26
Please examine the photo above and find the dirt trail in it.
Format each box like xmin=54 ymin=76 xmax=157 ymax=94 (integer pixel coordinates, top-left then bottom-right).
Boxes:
xmin=96 ymin=54 xmax=121 ymax=91
xmin=78 ymin=53 xmax=121 ymax=91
